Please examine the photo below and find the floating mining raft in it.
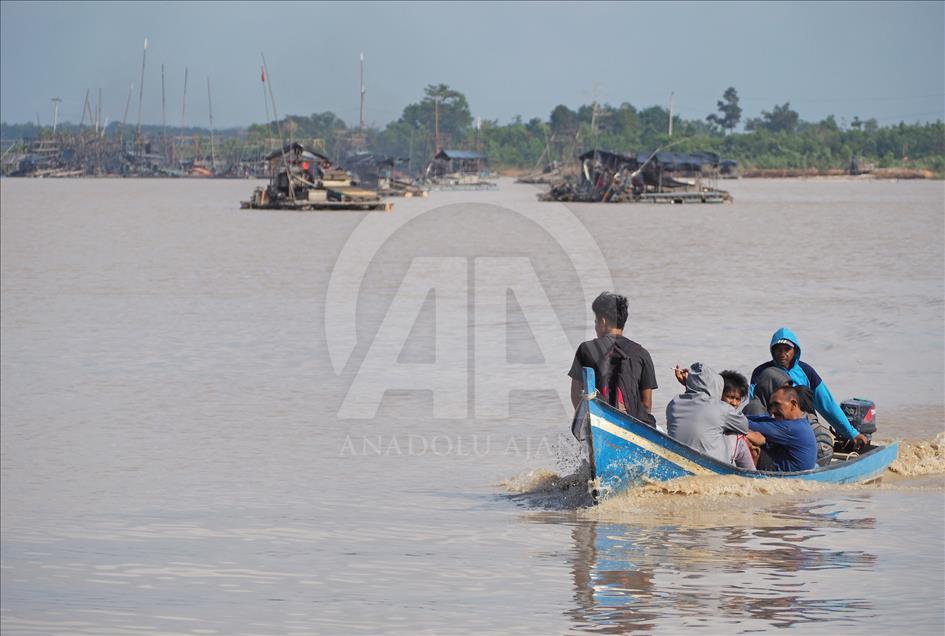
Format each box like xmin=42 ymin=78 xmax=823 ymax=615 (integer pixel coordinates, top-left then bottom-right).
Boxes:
xmin=344 ymin=152 xmax=428 ymax=198
xmin=539 ymin=149 xmax=733 ymax=204
xmin=424 ymin=176 xmax=498 ymax=191
xmin=241 ymin=142 xmax=392 ymax=212
xmin=422 ymin=149 xmax=498 ymax=190
xmin=540 ymin=183 xmax=732 ymax=204
xmin=377 ymin=180 xmax=428 ymax=198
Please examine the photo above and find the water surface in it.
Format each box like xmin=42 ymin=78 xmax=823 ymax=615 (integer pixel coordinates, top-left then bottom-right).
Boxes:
xmin=2 ymin=177 xmax=943 ymax=634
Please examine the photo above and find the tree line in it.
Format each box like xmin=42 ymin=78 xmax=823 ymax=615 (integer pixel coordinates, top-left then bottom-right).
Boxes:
xmin=244 ymin=85 xmax=944 ymax=175
xmin=5 ymin=85 xmax=944 ymax=175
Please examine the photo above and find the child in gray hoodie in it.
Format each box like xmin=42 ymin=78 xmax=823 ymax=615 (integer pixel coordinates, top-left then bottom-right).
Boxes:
xmin=667 ymin=363 xmax=763 ymax=469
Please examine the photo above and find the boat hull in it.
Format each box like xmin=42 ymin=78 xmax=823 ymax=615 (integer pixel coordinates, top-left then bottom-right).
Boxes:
xmin=584 ymin=391 xmax=899 ymax=498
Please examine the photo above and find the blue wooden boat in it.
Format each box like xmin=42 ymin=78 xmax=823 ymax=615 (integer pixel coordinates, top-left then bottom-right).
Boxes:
xmin=572 ymin=368 xmax=899 ymax=499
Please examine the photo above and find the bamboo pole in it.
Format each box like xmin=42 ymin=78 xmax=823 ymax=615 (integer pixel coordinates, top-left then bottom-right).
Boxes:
xmin=261 ymin=53 xmax=294 ymax=202
xmin=207 ymin=76 xmax=216 ymax=173
xmin=161 ymin=64 xmax=167 ymax=159
xmin=136 ymin=38 xmax=148 ymax=146
xmin=179 ymin=67 xmax=188 ymax=159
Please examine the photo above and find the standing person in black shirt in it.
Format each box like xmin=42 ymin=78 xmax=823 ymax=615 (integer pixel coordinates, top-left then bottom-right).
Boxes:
xmin=568 ymin=292 xmax=658 ymax=426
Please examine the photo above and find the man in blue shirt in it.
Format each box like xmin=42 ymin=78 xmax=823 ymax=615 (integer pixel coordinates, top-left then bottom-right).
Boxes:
xmin=748 ymin=385 xmax=817 ymax=472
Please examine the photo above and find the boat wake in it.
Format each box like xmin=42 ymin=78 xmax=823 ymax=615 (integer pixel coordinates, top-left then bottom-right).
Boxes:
xmin=886 ymin=433 xmax=945 ymax=477
xmin=500 ymin=462 xmax=596 ymax=509
xmin=585 ymin=476 xmax=838 ymax=527
xmin=500 ymin=433 xmax=945 ymax=511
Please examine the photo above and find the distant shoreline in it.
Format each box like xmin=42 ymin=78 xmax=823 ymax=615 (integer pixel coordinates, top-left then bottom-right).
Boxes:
xmin=1 ymin=169 xmax=940 ymax=181
xmin=739 ymin=168 xmax=938 ymax=180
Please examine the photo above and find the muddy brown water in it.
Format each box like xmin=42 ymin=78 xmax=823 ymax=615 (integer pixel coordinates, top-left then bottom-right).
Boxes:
xmin=2 ymin=177 xmax=943 ymax=634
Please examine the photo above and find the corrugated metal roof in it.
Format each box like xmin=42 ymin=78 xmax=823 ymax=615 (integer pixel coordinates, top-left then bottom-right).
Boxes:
xmin=436 ymin=149 xmax=486 ymax=160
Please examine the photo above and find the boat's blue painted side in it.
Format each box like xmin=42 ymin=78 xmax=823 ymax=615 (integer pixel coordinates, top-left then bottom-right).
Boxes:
xmin=578 ymin=367 xmax=899 ymax=497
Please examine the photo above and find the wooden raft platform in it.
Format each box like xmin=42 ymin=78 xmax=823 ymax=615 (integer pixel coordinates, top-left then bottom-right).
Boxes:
xmin=241 ymin=199 xmax=393 ymax=212
xmin=378 ymin=189 xmax=428 ymax=198
xmin=638 ymin=191 xmax=732 ymax=204
xmin=428 ymin=181 xmax=498 ymax=191
xmin=329 ymin=186 xmax=381 ymax=199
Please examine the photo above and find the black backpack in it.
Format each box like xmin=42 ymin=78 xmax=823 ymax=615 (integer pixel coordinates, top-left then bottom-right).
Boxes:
xmin=594 ymin=336 xmax=656 ymax=426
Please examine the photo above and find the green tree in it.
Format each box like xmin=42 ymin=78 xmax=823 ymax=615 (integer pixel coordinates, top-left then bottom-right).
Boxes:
xmin=706 ymin=87 xmax=742 ymax=133
xmin=549 ymin=104 xmax=578 ymax=134
xmin=746 ymin=102 xmax=799 ymax=134
xmin=818 ymin=115 xmax=839 ymax=132
xmin=638 ymin=106 xmax=671 ymax=148
xmin=398 ymin=84 xmax=472 ymax=148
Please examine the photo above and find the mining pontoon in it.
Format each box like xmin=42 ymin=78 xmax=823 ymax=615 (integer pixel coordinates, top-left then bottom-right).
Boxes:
xmin=345 ymin=152 xmax=428 ymax=198
xmin=539 ymin=149 xmax=733 ymax=204
xmin=422 ymin=149 xmax=497 ymax=190
xmin=241 ymin=142 xmax=392 ymax=212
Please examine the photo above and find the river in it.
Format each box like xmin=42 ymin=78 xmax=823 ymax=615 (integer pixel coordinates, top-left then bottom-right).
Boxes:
xmin=2 ymin=176 xmax=943 ymax=634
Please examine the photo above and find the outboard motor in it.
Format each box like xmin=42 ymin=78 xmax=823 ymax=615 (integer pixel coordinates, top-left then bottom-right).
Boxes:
xmin=841 ymin=398 xmax=877 ymax=435
xmin=832 ymin=398 xmax=877 ymax=454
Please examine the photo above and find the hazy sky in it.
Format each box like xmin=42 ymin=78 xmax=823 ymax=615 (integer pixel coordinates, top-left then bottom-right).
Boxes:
xmin=1 ymin=1 xmax=943 ymax=130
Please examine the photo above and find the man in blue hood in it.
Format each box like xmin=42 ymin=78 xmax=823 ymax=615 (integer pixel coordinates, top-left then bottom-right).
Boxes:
xmin=749 ymin=328 xmax=868 ymax=449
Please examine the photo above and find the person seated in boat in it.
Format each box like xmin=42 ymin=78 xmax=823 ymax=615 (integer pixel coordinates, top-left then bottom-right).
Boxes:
xmin=720 ymin=370 xmax=762 ymax=469
xmin=568 ymin=291 xmax=658 ymax=426
xmin=749 ymin=327 xmax=868 ymax=451
xmin=748 ymin=385 xmax=818 ymax=472
xmin=666 ymin=363 xmax=765 ymax=469
xmin=747 ymin=365 xmax=836 ymax=467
